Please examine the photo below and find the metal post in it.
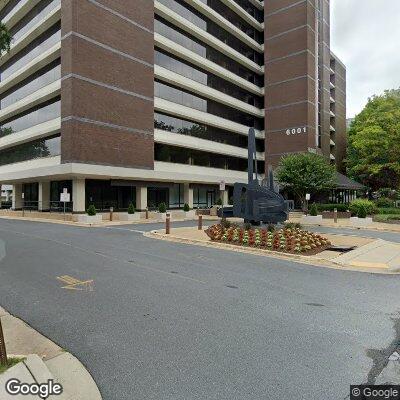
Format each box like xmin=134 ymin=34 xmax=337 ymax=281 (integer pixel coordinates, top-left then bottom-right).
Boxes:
xmin=64 ymin=202 xmax=66 ymax=221
xmin=22 ymin=205 xmax=24 ymax=218
xmin=110 ymin=207 xmax=113 ymax=222
xmin=166 ymin=213 xmax=171 ymax=234
xmin=0 ymin=318 xmax=7 ymax=366
xmin=145 ymin=207 xmax=149 ymax=220
xmin=334 ymin=207 xmax=338 ymax=224
xmin=198 ymin=214 xmax=203 ymax=230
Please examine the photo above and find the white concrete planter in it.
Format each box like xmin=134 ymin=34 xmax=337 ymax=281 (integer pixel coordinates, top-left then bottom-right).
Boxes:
xmin=159 ymin=212 xmax=167 ymax=221
xmin=184 ymin=210 xmax=196 ymax=219
xmin=300 ymin=215 xmax=323 ymax=224
xmin=210 ymin=206 xmax=221 ymax=216
xmin=119 ymin=213 xmax=140 ymax=221
xmin=350 ymin=216 xmax=373 ymax=227
xmin=77 ymin=214 xmax=103 ymax=224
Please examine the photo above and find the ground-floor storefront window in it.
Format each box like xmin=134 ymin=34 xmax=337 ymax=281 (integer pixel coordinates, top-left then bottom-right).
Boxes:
xmin=22 ymin=182 xmax=38 ymax=210
xmin=50 ymin=180 xmax=73 ymax=212
xmin=86 ymin=180 xmax=135 ymax=211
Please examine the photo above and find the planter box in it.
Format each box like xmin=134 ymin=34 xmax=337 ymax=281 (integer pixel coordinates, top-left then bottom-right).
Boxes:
xmin=119 ymin=213 xmax=140 ymax=221
xmin=159 ymin=212 xmax=167 ymax=221
xmin=322 ymin=211 xmax=351 ymax=219
xmin=76 ymin=214 xmax=103 ymax=224
xmin=300 ymin=215 xmax=323 ymax=224
xmin=184 ymin=210 xmax=196 ymax=219
xmin=210 ymin=206 xmax=221 ymax=216
xmin=350 ymin=216 xmax=373 ymax=227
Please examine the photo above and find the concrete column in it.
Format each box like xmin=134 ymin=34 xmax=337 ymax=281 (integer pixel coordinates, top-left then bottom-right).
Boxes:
xmin=72 ymin=179 xmax=86 ymax=212
xmin=221 ymin=189 xmax=229 ymax=205
xmin=12 ymin=184 xmax=23 ymax=210
xmin=136 ymin=186 xmax=147 ymax=211
xmin=183 ymin=183 xmax=193 ymax=208
xmin=38 ymin=182 xmax=50 ymax=211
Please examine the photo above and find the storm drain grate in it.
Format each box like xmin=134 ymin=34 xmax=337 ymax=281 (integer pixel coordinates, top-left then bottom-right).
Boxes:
xmin=327 ymin=245 xmax=356 ymax=253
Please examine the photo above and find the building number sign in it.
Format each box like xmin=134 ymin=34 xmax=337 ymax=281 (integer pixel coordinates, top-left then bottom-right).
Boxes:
xmin=286 ymin=127 xmax=307 ymax=136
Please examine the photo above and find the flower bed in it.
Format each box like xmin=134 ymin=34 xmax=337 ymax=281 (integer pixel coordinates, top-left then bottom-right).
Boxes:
xmin=205 ymin=224 xmax=331 ymax=255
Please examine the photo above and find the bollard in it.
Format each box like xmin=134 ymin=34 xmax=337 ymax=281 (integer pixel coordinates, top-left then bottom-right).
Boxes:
xmin=145 ymin=207 xmax=149 ymax=220
xmin=166 ymin=213 xmax=171 ymax=234
xmin=110 ymin=207 xmax=114 ymax=222
xmin=198 ymin=214 xmax=203 ymax=230
xmin=0 ymin=318 xmax=7 ymax=366
xmin=334 ymin=208 xmax=338 ymax=224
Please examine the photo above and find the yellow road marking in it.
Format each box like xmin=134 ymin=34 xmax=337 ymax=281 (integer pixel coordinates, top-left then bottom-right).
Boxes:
xmin=57 ymin=275 xmax=94 ymax=291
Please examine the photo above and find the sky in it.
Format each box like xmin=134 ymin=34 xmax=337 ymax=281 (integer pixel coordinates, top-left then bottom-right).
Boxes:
xmin=330 ymin=0 xmax=400 ymax=118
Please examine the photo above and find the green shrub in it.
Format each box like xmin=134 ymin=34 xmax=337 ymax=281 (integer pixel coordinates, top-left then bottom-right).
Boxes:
xmin=183 ymin=203 xmax=190 ymax=212
xmin=284 ymin=222 xmax=302 ymax=230
xmin=377 ymin=188 xmax=398 ymax=199
xmin=87 ymin=204 xmax=96 ymax=216
xmin=267 ymin=224 xmax=276 ymax=232
xmin=221 ymin=219 xmax=231 ymax=229
xmin=127 ymin=202 xmax=135 ymax=214
xmin=244 ymin=222 xmax=252 ymax=231
xmin=158 ymin=202 xmax=167 ymax=213
xmin=315 ymin=203 xmax=349 ymax=212
xmin=215 ymin=198 xmax=223 ymax=206
xmin=375 ymin=197 xmax=394 ymax=208
xmin=349 ymin=199 xmax=377 ymax=216
xmin=377 ymin=207 xmax=400 ymax=215
xmin=309 ymin=203 xmax=318 ymax=216
xmin=357 ymin=206 xmax=367 ymax=218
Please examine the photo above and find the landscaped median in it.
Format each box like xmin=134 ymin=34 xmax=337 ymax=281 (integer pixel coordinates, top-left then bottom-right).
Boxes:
xmin=205 ymin=224 xmax=331 ymax=255
xmin=146 ymin=223 xmax=400 ymax=274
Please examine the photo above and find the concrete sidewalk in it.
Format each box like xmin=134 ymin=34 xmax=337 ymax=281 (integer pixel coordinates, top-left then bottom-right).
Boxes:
xmin=0 ymin=307 xmax=102 ymax=399
xmin=333 ymin=239 xmax=400 ymax=272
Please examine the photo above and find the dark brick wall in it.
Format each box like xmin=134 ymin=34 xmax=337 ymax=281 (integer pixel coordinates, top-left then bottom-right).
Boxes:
xmin=264 ymin=0 xmax=318 ymax=169
xmin=331 ymin=54 xmax=347 ymax=172
xmin=61 ymin=0 xmax=154 ymax=168
xmin=264 ymin=0 xmax=336 ymax=170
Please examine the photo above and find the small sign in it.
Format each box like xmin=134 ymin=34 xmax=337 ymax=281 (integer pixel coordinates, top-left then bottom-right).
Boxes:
xmin=306 ymin=194 xmax=311 ymax=201
xmin=21 ymin=193 xmax=25 ymax=199
xmin=219 ymin=181 xmax=226 ymax=191
xmin=60 ymin=193 xmax=70 ymax=203
xmin=63 ymin=188 xmax=68 ymax=194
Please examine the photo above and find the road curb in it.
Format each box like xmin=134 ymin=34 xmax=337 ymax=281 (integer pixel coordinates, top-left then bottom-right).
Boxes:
xmin=0 ymin=307 xmax=102 ymax=399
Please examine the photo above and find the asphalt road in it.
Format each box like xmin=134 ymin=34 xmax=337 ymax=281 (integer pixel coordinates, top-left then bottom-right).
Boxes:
xmin=0 ymin=218 xmax=400 ymax=400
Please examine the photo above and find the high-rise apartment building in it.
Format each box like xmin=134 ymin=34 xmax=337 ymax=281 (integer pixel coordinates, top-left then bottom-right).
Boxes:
xmin=0 ymin=0 xmax=346 ymax=212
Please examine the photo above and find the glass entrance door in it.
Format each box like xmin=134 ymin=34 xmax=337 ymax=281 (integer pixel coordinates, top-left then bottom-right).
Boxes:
xmin=207 ymin=191 xmax=215 ymax=208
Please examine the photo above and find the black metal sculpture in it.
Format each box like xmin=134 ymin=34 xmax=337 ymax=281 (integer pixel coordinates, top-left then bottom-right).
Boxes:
xmin=218 ymin=128 xmax=288 ymax=224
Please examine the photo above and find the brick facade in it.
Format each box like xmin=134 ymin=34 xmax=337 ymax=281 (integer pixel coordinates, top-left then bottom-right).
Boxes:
xmin=60 ymin=0 xmax=154 ymax=168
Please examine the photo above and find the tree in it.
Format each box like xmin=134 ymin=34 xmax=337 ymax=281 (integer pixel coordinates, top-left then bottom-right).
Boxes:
xmin=346 ymin=88 xmax=400 ymax=190
xmin=0 ymin=22 xmax=12 ymax=53
xmin=276 ymin=153 xmax=336 ymax=208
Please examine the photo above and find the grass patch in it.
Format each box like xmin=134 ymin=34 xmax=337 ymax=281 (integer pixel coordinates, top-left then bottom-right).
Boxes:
xmin=0 ymin=357 xmax=25 ymax=374
xmin=377 ymin=207 xmax=400 ymax=215
xmin=373 ymin=214 xmax=400 ymax=223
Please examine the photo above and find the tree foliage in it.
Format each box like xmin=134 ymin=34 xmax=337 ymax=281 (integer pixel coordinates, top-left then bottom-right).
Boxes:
xmin=0 ymin=22 xmax=12 ymax=53
xmin=276 ymin=153 xmax=336 ymax=205
xmin=346 ymin=89 xmax=400 ymax=190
